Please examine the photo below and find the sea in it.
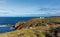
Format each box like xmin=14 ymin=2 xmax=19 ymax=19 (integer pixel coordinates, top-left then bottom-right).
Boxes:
xmin=0 ymin=17 xmax=41 ymax=34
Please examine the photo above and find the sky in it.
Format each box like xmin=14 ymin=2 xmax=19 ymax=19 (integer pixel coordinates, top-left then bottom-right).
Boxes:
xmin=0 ymin=0 xmax=60 ymax=17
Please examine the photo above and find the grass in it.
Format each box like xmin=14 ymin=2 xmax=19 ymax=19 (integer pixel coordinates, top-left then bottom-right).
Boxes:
xmin=0 ymin=25 xmax=60 ymax=37
xmin=0 ymin=28 xmax=46 ymax=37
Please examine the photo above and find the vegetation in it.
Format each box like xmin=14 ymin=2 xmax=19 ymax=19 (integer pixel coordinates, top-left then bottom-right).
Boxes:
xmin=0 ymin=17 xmax=60 ymax=37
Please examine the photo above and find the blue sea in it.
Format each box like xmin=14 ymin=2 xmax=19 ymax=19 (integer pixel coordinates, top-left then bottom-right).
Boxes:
xmin=0 ymin=26 xmax=15 ymax=33
xmin=0 ymin=17 xmax=40 ymax=25
xmin=0 ymin=17 xmax=40 ymax=33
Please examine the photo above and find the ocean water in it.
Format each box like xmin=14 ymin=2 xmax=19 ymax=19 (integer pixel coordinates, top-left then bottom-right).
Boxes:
xmin=0 ymin=17 xmax=40 ymax=33
xmin=0 ymin=17 xmax=40 ymax=25
xmin=0 ymin=27 xmax=14 ymax=33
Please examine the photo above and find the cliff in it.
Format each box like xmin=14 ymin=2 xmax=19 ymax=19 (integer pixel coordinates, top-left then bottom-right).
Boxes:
xmin=0 ymin=17 xmax=60 ymax=37
xmin=15 ymin=17 xmax=60 ymax=30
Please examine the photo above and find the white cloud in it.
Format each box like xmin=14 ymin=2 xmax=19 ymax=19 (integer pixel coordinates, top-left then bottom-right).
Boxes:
xmin=0 ymin=5 xmax=60 ymax=17
xmin=0 ymin=8 xmax=16 ymax=16
xmin=35 ymin=6 xmax=60 ymax=16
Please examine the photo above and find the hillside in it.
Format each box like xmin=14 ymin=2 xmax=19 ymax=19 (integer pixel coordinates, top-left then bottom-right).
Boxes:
xmin=0 ymin=17 xmax=60 ymax=37
xmin=15 ymin=17 xmax=60 ymax=30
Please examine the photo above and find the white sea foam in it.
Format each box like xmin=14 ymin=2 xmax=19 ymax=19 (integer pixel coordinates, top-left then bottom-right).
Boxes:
xmin=0 ymin=25 xmax=7 ymax=27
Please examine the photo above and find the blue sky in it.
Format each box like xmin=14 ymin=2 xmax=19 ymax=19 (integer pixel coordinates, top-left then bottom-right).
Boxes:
xmin=0 ymin=0 xmax=60 ymax=17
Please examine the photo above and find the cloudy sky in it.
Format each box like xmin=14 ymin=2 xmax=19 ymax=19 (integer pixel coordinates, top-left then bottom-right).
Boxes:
xmin=0 ymin=0 xmax=60 ymax=17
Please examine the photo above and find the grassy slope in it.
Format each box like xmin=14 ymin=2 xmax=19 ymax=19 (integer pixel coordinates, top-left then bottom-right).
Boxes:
xmin=0 ymin=17 xmax=60 ymax=37
xmin=0 ymin=28 xmax=45 ymax=37
xmin=0 ymin=25 xmax=60 ymax=37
